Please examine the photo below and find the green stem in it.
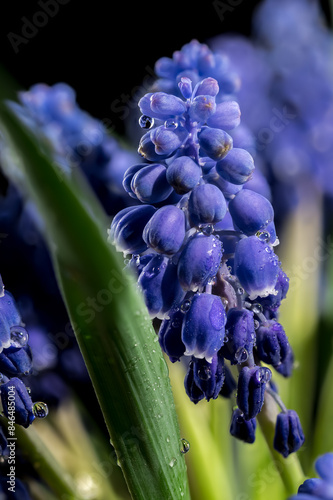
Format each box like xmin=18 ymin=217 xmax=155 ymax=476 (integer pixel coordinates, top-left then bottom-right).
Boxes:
xmin=12 ymin=422 xmax=83 ymax=500
xmin=256 ymin=391 xmax=306 ymax=496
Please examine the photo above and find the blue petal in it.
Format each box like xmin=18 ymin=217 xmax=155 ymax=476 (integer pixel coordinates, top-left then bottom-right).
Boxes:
xmin=234 ymin=235 xmax=280 ymax=300
xmin=198 ymin=126 xmax=233 ymax=161
xmin=143 ymin=205 xmax=186 ymax=255
xmin=188 ymin=183 xmax=227 ymax=227
xmin=181 ymin=293 xmax=226 ymax=362
xmin=177 ymin=233 xmax=222 ymax=292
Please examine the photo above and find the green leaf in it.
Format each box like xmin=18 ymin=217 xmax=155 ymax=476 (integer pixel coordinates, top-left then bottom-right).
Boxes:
xmin=0 ymin=82 xmax=190 ymax=499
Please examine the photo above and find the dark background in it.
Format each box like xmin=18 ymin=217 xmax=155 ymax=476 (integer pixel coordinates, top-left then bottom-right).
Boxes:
xmin=1 ymin=0 xmax=331 ymax=137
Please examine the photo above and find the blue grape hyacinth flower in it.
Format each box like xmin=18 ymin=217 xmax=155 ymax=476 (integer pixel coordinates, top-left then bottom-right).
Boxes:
xmin=109 ymin=63 xmax=302 ymax=454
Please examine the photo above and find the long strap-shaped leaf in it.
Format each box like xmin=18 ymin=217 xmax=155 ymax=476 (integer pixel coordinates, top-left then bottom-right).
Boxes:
xmin=0 ymin=98 xmax=190 ymax=500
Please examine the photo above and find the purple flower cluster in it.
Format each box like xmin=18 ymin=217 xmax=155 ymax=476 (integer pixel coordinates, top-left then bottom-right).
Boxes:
xmin=0 ymin=277 xmax=48 ymax=444
xmin=110 ymin=45 xmax=304 ymax=455
xmin=210 ymin=0 xmax=333 ymax=222
xmin=290 ymin=453 xmax=333 ymax=499
xmin=6 ymin=82 xmax=138 ymax=214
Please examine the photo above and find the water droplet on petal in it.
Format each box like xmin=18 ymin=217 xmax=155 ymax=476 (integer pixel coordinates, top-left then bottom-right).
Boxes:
xmin=139 ymin=115 xmax=154 ymax=129
xmin=251 ymin=303 xmax=263 ymax=315
xmin=180 ymin=299 xmax=192 ymax=313
xmin=197 ymin=365 xmax=212 ymax=381
xmin=10 ymin=326 xmax=29 ymax=348
xmin=179 ymin=438 xmax=190 ymax=454
xmin=235 ymin=347 xmax=248 ymax=363
xmin=164 ymin=118 xmax=179 ymax=129
xmin=32 ymin=402 xmax=49 ymax=419
xmin=169 ymin=457 xmax=177 ymax=468
xmin=256 ymin=231 xmax=271 ymax=243
xmin=199 ymin=224 xmax=214 ymax=236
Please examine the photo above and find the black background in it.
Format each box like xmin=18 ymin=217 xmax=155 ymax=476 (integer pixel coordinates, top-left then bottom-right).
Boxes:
xmin=1 ymin=0 xmax=331 ymax=137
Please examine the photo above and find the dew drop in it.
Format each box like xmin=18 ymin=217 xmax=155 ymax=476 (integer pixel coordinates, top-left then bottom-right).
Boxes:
xmin=197 ymin=365 xmax=212 ymax=381
xmin=235 ymin=347 xmax=248 ymax=363
xmin=169 ymin=457 xmax=177 ymax=468
xmin=164 ymin=118 xmax=179 ymax=129
xmin=237 ymin=286 xmax=244 ymax=296
xmin=179 ymin=438 xmax=190 ymax=454
xmin=200 ymin=224 xmax=214 ymax=236
xmin=32 ymin=402 xmax=49 ymax=419
xmin=251 ymin=303 xmax=263 ymax=315
xmin=139 ymin=115 xmax=154 ymax=129
xmin=10 ymin=326 xmax=29 ymax=348
xmin=256 ymin=230 xmax=270 ymax=243
xmin=257 ymin=367 xmax=272 ymax=384
xmin=180 ymin=299 xmax=191 ymax=313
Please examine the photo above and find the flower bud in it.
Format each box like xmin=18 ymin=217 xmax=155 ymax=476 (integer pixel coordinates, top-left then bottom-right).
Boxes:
xmin=229 ymin=189 xmax=274 ymax=236
xmin=237 ymin=365 xmax=271 ymax=420
xmin=1 ymin=377 xmax=35 ymax=428
xmin=158 ymin=308 xmax=186 ymax=362
xmin=166 ymin=156 xmax=201 ymax=194
xmin=216 ymin=148 xmax=255 ymax=185
xmin=109 ymin=205 xmax=156 ymax=254
xmin=273 ymin=410 xmax=305 ymax=458
xmin=192 ymin=351 xmax=225 ymax=401
xmin=131 ymin=163 xmax=173 ymax=203
xmin=143 ymin=205 xmax=186 ymax=255
xmin=221 ymin=308 xmax=255 ymax=365
xmin=230 ymin=408 xmax=256 ymax=443
xmin=207 ymin=101 xmax=241 ymax=130
xmin=138 ymin=254 xmax=185 ymax=319
xmin=198 ymin=126 xmax=233 ymax=161
xmin=188 ymin=183 xmax=227 ymax=227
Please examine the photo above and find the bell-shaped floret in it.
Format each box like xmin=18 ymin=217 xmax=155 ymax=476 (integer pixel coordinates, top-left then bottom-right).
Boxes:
xmin=207 ymin=101 xmax=241 ymax=130
xmin=130 ymin=163 xmax=173 ymax=203
xmin=273 ymin=410 xmax=305 ymax=458
xmin=177 ymin=233 xmax=222 ymax=292
xmin=109 ymin=205 xmax=156 ymax=254
xmin=191 ymin=351 xmax=225 ymax=401
xmin=0 ymin=345 xmax=33 ymax=376
xmin=188 ymin=183 xmax=227 ymax=227
xmin=122 ymin=163 xmax=148 ymax=199
xmin=184 ymin=360 xmax=204 ymax=404
xmin=158 ymin=307 xmax=186 ymax=362
xmin=216 ymin=148 xmax=255 ymax=185
xmin=194 ymin=77 xmax=219 ymax=97
xmin=230 ymin=408 xmax=256 ymax=443
xmin=256 ymin=320 xmax=294 ymax=376
xmin=221 ymin=308 xmax=255 ymax=365
xmin=229 ymin=189 xmax=274 ymax=236
xmin=150 ymin=124 xmax=188 ymax=156
xmin=189 ymin=95 xmax=216 ymax=123
xmin=139 ymin=92 xmax=187 ymax=119
xmin=143 ymin=205 xmax=186 ymax=255
xmin=237 ymin=365 xmax=271 ymax=420
xmin=166 ymin=156 xmax=202 ymax=194
xmin=1 ymin=377 xmax=35 ymax=428
xmin=234 ymin=235 xmax=280 ymax=300
xmin=181 ymin=293 xmax=226 ymax=362
xmin=138 ymin=254 xmax=185 ymax=319
xmin=198 ymin=126 xmax=233 ymax=161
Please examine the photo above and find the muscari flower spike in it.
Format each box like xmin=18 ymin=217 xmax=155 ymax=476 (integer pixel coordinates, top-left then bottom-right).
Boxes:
xmin=109 ymin=42 xmax=302 ymax=455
